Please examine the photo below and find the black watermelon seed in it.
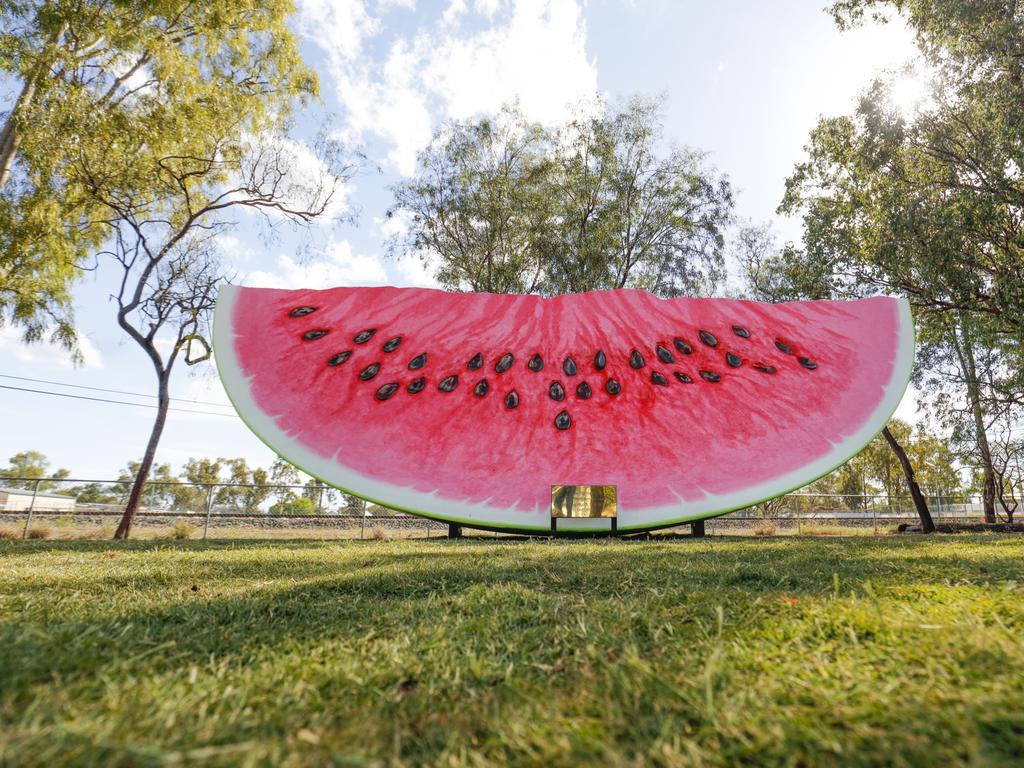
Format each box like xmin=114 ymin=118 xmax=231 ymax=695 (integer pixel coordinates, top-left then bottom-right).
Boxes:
xmin=674 ymin=371 xmax=693 ymax=383
xmin=753 ymin=363 xmax=776 ymax=374
xmin=375 ymin=383 xmax=399 ymax=401
xmin=699 ymin=370 xmax=721 ymax=383
xmin=303 ymin=329 xmax=328 ymax=341
xmin=629 ymin=349 xmax=645 ymax=369
xmin=605 ymin=379 xmax=621 ymax=396
xmin=439 ymin=375 xmax=459 ymax=392
xmin=698 ymin=330 xmax=718 ymax=347
xmin=656 ymin=344 xmax=676 ymax=364
xmin=673 ymin=337 xmax=693 ymax=355
xmin=468 ymin=352 xmax=483 ymax=370
xmin=407 ymin=377 xmax=426 ymax=394
xmin=563 ymin=356 xmax=577 ymax=376
xmin=327 ymin=351 xmax=352 ymax=366
xmin=382 ymin=336 xmax=402 ymax=353
xmin=732 ymin=325 xmax=750 ymax=339
xmin=651 ymin=371 xmax=669 ymax=386
xmin=495 ymin=353 xmax=514 ymax=374
xmin=528 ymin=353 xmax=544 ymax=372
xmin=775 ymin=340 xmax=794 ymax=355
xmin=354 ymin=329 xmax=376 ymax=344
xmin=504 ymin=390 xmax=519 ymax=409
xmin=408 ymin=353 xmax=427 ymax=370
xmin=576 ymin=381 xmax=592 ymax=400
xmin=554 ymin=410 xmax=572 ymax=431
xmin=594 ymin=350 xmax=607 ymax=371
xmin=549 ymin=381 xmax=565 ymax=402
xmin=474 ymin=379 xmax=489 ymax=397
xmin=799 ymin=356 xmax=818 ymax=370
xmin=359 ymin=363 xmax=380 ymax=381
xmin=726 ymin=352 xmax=742 ymax=368
xmin=289 ymin=306 xmax=316 ymax=317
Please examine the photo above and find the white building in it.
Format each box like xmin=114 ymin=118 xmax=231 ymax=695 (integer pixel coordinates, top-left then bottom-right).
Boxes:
xmin=0 ymin=487 xmax=76 ymax=512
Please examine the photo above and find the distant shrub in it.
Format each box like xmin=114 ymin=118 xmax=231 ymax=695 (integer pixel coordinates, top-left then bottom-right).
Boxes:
xmin=270 ymin=497 xmax=318 ymax=516
xmin=0 ymin=528 xmax=19 ymax=540
xmin=753 ymin=519 xmax=777 ymax=537
xmin=172 ymin=521 xmax=195 ymax=540
xmin=371 ymin=527 xmax=387 ymax=540
xmin=27 ymin=526 xmax=51 ymax=540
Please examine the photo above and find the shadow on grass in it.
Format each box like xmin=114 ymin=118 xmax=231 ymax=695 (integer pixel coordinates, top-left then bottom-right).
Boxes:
xmin=2 ymin=536 xmax=1020 ymax=695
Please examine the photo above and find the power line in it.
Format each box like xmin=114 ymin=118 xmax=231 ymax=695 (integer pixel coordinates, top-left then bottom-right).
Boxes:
xmin=0 ymin=384 xmax=238 ymax=417
xmin=0 ymin=373 xmax=234 ymax=408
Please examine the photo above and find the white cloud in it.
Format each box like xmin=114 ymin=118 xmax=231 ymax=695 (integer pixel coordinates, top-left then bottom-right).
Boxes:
xmin=425 ymin=0 xmax=597 ymax=126
xmin=395 ymin=253 xmax=440 ymax=288
xmin=373 ymin=210 xmax=440 ymax=288
xmin=0 ymin=326 xmax=103 ymax=369
xmin=242 ymin=239 xmax=388 ymax=289
xmin=473 ymin=0 xmax=504 ymax=18
xmin=299 ymin=0 xmax=598 ymax=176
xmin=442 ymin=0 xmax=467 ymax=24
xmin=297 ymin=0 xmax=379 ymax=60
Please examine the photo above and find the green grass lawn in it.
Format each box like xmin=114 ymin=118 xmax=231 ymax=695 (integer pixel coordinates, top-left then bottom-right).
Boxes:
xmin=1 ymin=536 xmax=1022 ymax=767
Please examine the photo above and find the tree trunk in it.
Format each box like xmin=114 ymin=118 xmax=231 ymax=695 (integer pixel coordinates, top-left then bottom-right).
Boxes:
xmin=114 ymin=376 xmax=170 ymax=539
xmin=881 ymin=426 xmax=935 ymax=533
xmin=0 ymin=67 xmax=40 ymax=190
xmin=957 ymin=316 xmax=997 ymax=523
xmin=0 ymin=21 xmax=66 ymax=190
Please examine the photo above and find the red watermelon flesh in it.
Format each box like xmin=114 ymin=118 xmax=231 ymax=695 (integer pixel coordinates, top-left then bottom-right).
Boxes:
xmin=214 ymin=285 xmax=913 ymax=532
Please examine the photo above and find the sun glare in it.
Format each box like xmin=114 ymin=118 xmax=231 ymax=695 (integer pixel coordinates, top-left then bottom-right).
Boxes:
xmin=888 ymin=67 xmax=932 ymax=116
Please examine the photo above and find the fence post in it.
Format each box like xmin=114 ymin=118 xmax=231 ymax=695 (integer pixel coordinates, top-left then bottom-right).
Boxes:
xmin=360 ymin=508 xmax=366 ymax=540
xmin=316 ymin=484 xmax=323 ymax=515
xmin=20 ymin=479 xmax=41 ymax=539
xmin=797 ymin=494 xmax=802 ymax=535
xmin=873 ymin=505 xmax=878 ymax=534
xmin=202 ymin=485 xmax=214 ymax=540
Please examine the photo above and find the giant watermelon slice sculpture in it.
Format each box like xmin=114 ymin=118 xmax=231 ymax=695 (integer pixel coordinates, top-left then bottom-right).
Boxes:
xmin=214 ymin=286 xmax=913 ymax=534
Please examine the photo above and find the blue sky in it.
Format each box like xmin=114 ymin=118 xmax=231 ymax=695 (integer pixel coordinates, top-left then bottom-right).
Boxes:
xmin=0 ymin=0 xmax=921 ymax=480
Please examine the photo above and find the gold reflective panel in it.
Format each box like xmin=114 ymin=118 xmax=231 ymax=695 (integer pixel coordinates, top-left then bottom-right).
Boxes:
xmin=551 ymin=485 xmax=617 ymax=518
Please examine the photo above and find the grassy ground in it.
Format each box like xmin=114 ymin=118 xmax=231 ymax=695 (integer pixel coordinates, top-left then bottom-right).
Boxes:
xmin=1 ymin=536 xmax=1022 ymax=767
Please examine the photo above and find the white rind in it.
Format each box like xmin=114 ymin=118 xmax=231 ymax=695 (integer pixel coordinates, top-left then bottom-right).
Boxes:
xmin=214 ymin=285 xmax=915 ymax=533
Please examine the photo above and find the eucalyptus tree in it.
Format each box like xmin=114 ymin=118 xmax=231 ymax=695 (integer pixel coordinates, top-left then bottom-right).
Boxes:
xmin=389 ymin=97 xmax=733 ymax=297
xmin=778 ymin=1 xmax=1024 ymax=523
xmin=9 ymin=1 xmax=360 ymax=538
xmin=0 ymin=449 xmax=69 ymax=490
xmin=0 ymin=0 xmax=317 ymax=353
xmin=99 ymin=132 xmax=350 ymax=539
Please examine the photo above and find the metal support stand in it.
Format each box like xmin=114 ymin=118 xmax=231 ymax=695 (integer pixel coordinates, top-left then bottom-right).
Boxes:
xmin=691 ymin=519 xmax=705 ymax=538
xmin=202 ymin=485 xmax=214 ymax=540
xmin=20 ymin=479 xmax=40 ymax=539
xmin=448 ymin=524 xmax=463 ymax=539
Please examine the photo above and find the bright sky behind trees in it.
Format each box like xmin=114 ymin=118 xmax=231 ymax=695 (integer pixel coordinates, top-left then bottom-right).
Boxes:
xmin=0 ymin=0 xmax=921 ymax=478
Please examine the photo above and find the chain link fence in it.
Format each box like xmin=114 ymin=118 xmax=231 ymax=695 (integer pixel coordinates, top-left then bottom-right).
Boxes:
xmin=0 ymin=476 xmax=994 ymax=540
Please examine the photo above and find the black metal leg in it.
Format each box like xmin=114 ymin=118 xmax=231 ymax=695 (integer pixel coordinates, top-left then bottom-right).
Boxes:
xmin=447 ymin=524 xmax=463 ymax=539
xmin=691 ymin=520 xmax=705 ymax=538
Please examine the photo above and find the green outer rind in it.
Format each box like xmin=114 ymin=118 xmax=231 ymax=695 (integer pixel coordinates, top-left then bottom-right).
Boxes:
xmin=214 ymin=286 xmax=915 ymax=536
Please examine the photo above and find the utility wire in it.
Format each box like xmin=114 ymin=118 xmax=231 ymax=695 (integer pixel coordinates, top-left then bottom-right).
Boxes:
xmin=0 ymin=384 xmax=238 ymax=417
xmin=0 ymin=373 xmax=234 ymax=408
